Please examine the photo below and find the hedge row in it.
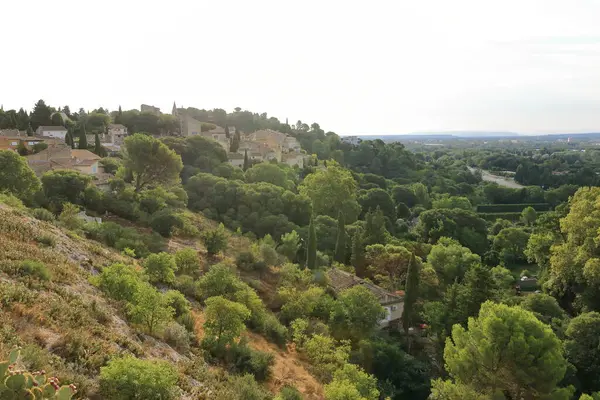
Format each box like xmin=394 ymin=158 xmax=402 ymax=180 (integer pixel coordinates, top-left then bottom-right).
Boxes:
xmin=478 ymin=212 xmax=547 ymax=222
xmin=476 ymin=203 xmax=551 ymax=213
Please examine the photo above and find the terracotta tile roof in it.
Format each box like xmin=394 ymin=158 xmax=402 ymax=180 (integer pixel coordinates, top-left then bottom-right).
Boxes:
xmin=327 ymin=268 xmax=403 ymax=305
xmin=71 ymin=149 xmax=101 ymax=160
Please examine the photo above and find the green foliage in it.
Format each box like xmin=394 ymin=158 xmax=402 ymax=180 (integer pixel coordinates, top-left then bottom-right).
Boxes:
xmin=304 ymin=334 xmax=351 ymax=382
xmin=521 ymin=206 xmax=537 ymax=225
xmin=275 ymin=385 xmax=303 ymax=400
xmin=0 ymin=150 xmax=41 ymax=200
xmin=324 ymin=363 xmax=379 ymax=400
xmin=18 ymin=260 xmax=51 ymax=281
xmin=143 ymin=252 xmax=177 ymax=284
xmin=41 ymin=170 xmax=91 ymax=209
xmin=99 ymin=157 xmax=122 ymax=174
xmin=164 ymin=290 xmax=190 ymax=317
xmin=432 ymin=195 xmax=472 ymax=211
xmin=279 ymin=286 xmax=334 ymax=325
xmin=279 ymin=230 xmax=301 ymax=262
xmin=492 ymin=227 xmax=530 ymax=264
xmin=334 ymin=212 xmax=347 ymax=263
xmin=204 ymin=296 xmax=250 ymax=345
xmin=128 ymin=283 xmax=174 ymax=334
xmin=356 ymin=337 xmax=431 ymax=400
xmin=402 ymin=253 xmax=420 ymax=334
xmin=96 ymin=263 xmax=144 ymax=302
xmin=565 ymin=312 xmax=600 ymax=393
xmin=306 ymin=216 xmax=317 ymax=269
xmin=99 ymin=355 xmax=178 ymax=400
xmin=149 ymin=209 xmax=184 ymax=237
xmin=351 ymin=227 xmax=367 ymax=275
xmin=363 ymin=206 xmax=388 ymax=245
xmin=416 ymin=208 xmax=488 ymax=255
xmin=330 ymin=285 xmax=385 ymax=342
xmin=299 ymin=161 xmax=360 ymax=222
xmin=442 ymin=301 xmax=568 ymax=399
xmin=185 ymin=172 xmax=310 ymax=238
xmin=32 ymin=208 xmax=55 ymax=222
xmin=161 ymin=135 xmax=227 ymax=175
xmin=245 ymin=163 xmax=293 ymax=189
xmin=476 ymin=203 xmax=551 ymax=213
xmin=201 ymin=223 xmax=228 ymax=256
xmin=392 ymin=185 xmax=417 ymax=208
xmin=358 ymin=188 xmax=396 ymax=221
xmin=366 ymin=243 xmax=412 ymax=290
xmin=174 ymin=248 xmax=199 ymax=275
xmin=58 ymin=203 xmax=83 ymax=230
xmin=427 ymin=237 xmax=481 ymax=285
xmin=0 ymin=192 xmax=25 ymax=209
xmin=123 ymin=133 xmax=183 ymax=192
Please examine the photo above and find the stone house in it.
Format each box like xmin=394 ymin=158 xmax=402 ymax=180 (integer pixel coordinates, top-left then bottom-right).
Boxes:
xmin=27 ymin=146 xmax=103 ymax=176
xmin=228 ymin=152 xmax=244 ymax=168
xmin=327 ymin=268 xmax=404 ymax=328
xmin=36 ymin=126 xmax=68 ymax=139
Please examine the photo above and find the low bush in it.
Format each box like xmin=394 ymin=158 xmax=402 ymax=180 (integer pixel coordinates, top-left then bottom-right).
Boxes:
xmin=163 ymin=322 xmax=191 ymax=353
xmin=35 ymin=234 xmax=56 ymax=247
xmin=201 ymin=223 xmax=228 ymax=256
xmin=275 ymin=385 xmax=303 ymax=400
xmin=99 ymin=355 xmax=178 ymax=400
xmin=164 ymin=290 xmax=190 ymax=317
xmin=174 ymin=248 xmax=200 ymax=275
xmin=32 ymin=207 xmax=55 ymax=222
xmin=150 ymin=209 xmax=184 ymax=238
xmin=227 ymin=340 xmax=274 ymax=382
xmin=262 ymin=313 xmax=288 ymax=347
xmin=18 ymin=260 xmax=51 ymax=281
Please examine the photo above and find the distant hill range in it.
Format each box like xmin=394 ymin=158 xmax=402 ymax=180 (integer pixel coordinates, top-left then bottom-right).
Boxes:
xmin=349 ymin=131 xmax=600 ymax=141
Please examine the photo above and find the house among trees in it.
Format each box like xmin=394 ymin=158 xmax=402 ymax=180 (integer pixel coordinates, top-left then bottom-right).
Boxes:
xmin=327 ymin=268 xmax=404 ymax=328
xmin=27 ymin=146 xmax=103 ymax=176
xmin=36 ymin=126 xmax=68 ymax=139
xmin=140 ymin=104 xmax=161 ymax=115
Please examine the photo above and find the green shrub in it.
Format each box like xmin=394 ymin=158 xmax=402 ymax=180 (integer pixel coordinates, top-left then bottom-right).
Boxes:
xmin=99 ymin=355 xmax=178 ymax=400
xmin=95 ymin=263 xmax=144 ymax=302
xmin=0 ymin=192 xmax=25 ymax=209
xmin=228 ymin=374 xmax=272 ymax=400
xmin=59 ymin=202 xmax=83 ymax=230
xmin=164 ymin=290 xmax=190 ymax=317
xmin=174 ymin=274 xmax=199 ymax=298
xmin=275 ymin=385 xmax=303 ymax=400
xmin=83 ymin=186 xmax=105 ymax=213
xmin=35 ymin=234 xmax=56 ymax=247
xmin=262 ymin=313 xmax=288 ymax=347
xmin=18 ymin=260 xmax=51 ymax=281
xmin=177 ymin=312 xmax=196 ymax=333
xmin=228 ymin=340 xmax=274 ymax=382
xmin=201 ymin=223 xmax=228 ymax=256
xmin=32 ymin=207 xmax=55 ymax=221
xmin=99 ymin=157 xmax=122 ymax=175
xmin=163 ymin=322 xmax=191 ymax=353
xmin=150 ymin=209 xmax=184 ymax=238
xmin=174 ymin=248 xmax=200 ymax=275
xmin=144 ymin=252 xmax=177 ymax=284
xmin=236 ymin=251 xmax=256 ymax=271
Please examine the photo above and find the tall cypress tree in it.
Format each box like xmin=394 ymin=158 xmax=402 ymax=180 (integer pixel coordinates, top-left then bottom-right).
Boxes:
xmin=402 ymin=253 xmax=420 ymax=338
xmin=94 ymin=132 xmax=103 ymax=155
xmin=79 ymin=125 xmax=88 ymax=149
xmin=225 ymin=124 xmax=230 ymax=138
xmin=243 ymin=149 xmax=249 ymax=171
xmin=65 ymin=130 xmax=73 ymax=147
xmin=350 ymin=227 xmax=366 ymax=276
xmin=26 ymin=123 xmax=33 ymax=136
xmin=306 ymin=216 xmax=317 ymax=270
xmin=334 ymin=211 xmax=346 ymax=263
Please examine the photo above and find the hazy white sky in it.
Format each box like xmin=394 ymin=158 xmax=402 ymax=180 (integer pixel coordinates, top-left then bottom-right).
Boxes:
xmin=4 ymin=0 xmax=600 ymax=135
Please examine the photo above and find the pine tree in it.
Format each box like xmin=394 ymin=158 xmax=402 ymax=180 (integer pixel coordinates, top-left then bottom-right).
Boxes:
xmin=16 ymin=108 xmax=29 ymax=131
xmin=243 ymin=149 xmax=249 ymax=171
xmin=306 ymin=216 xmax=317 ymax=270
xmin=334 ymin=211 xmax=346 ymax=263
xmin=26 ymin=123 xmax=33 ymax=136
xmin=402 ymin=253 xmax=420 ymax=337
xmin=79 ymin=125 xmax=88 ymax=149
xmin=350 ymin=226 xmax=366 ymax=276
xmin=225 ymin=125 xmax=230 ymax=139
xmin=364 ymin=206 xmax=388 ymax=245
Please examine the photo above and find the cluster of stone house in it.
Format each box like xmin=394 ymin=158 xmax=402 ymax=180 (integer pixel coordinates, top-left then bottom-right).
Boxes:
xmin=168 ymin=103 xmax=308 ymax=168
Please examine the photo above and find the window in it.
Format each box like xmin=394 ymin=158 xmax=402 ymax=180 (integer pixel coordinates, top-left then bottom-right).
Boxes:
xmin=390 ymin=305 xmax=397 ymax=311
xmin=28 ymin=142 xmax=35 ymax=145
xmin=11 ymin=142 xmax=17 ymax=146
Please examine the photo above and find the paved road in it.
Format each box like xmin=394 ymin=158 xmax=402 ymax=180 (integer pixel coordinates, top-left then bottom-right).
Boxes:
xmin=468 ymin=167 xmax=525 ymax=189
